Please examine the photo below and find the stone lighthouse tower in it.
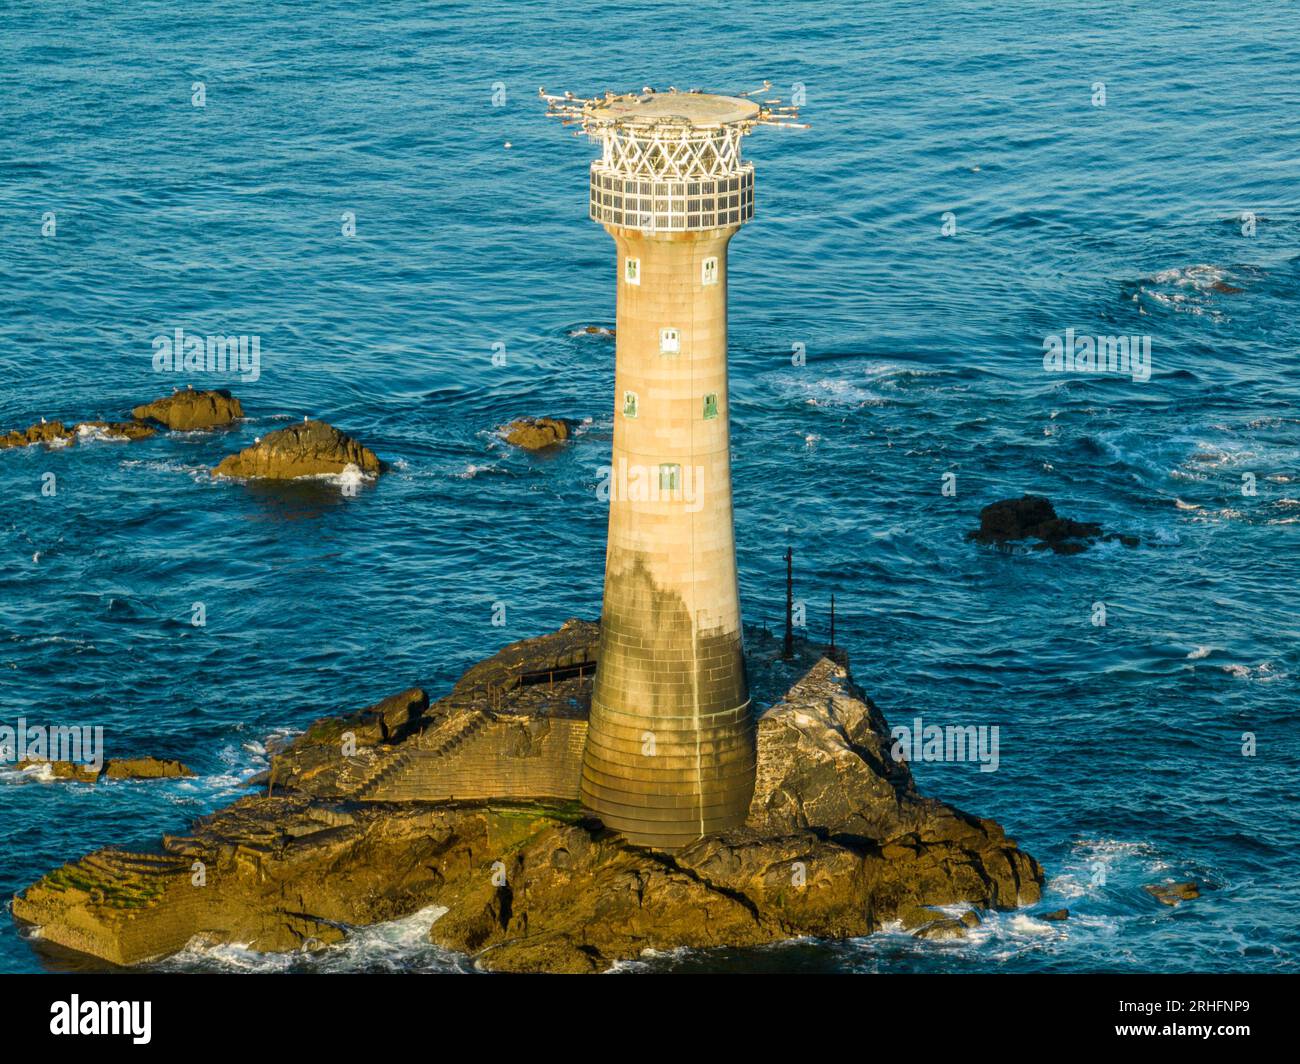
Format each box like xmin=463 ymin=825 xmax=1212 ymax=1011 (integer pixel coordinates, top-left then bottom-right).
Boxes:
xmin=542 ymin=85 xmax=803 ymax=849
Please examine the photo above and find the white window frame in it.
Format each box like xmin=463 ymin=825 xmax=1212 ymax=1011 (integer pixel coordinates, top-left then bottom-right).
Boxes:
xmin=659 ymin=327 xmax=679 ymax=355
xmin=701 ymin=256 xmax=719 ymax=285
xmin=625 ymin=257 xmax=640 ymax=285
xmin=623 ymin=390 xmax=638 ymax=418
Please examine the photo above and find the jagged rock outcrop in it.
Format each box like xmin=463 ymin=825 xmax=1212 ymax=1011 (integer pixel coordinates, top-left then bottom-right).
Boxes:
xmin=968 ymin=495 xmax=1138 ymax=554
xmin=13 ymin=625 xmax=1043 ymax=972
xmin=0 ymin=420 xmax=74 ymax=449
xmin=212 ymin=420 xmax=384 ymax=479
xmin=500 ymin=416 xmax=572 ymax=451
xmin=2 ymin=418 xmax=157 ymax=451
xmin=132 ymin=389 xmax=243 ymax=431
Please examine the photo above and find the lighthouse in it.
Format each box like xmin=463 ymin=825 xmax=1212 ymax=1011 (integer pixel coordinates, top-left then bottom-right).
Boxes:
xmin=542 ymin=85 xmax=804 ymax=849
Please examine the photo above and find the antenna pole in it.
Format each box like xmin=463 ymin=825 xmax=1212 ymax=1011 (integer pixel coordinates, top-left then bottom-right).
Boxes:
xmin=783 ymin=546 xmax=794 ymax=661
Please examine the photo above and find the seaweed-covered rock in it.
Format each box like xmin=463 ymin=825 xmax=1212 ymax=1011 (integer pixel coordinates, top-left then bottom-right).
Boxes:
xmin=968 ymin=495 xmax=1138 ymax=554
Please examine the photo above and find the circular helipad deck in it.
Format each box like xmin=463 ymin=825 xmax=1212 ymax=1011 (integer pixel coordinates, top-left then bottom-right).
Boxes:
xmin=585 ymin=91 xmax=761 ymax=129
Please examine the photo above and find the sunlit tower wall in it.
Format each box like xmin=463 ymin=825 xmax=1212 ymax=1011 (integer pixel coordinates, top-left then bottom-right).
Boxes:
xmin=543 ymin=85 xmax=804 ymax=848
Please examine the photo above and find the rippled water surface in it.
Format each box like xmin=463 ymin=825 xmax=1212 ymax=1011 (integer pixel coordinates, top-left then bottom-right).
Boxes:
xmin=1 ymin=1 xmax=1297 ymax=973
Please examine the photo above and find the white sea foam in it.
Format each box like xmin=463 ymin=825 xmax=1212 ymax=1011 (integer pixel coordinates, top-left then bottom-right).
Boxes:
xmin=1186 ymin=646 xmax=1213 ymax=660
xmin=157 ymin=905 xmax=460 ymax=973
xmin=74 ymin=424 xmax=131 ymax=443
xmin=1221 ymin=662 xmax=1284 ymax=682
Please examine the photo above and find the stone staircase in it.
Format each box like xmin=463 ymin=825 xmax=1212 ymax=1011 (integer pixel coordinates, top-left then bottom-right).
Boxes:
xmin=354 ymin=712 xmax=491 ymax=801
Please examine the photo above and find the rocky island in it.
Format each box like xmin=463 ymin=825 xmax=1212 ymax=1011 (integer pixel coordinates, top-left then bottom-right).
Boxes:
xmin=13 ymin=622 xmax=1042 ymax=973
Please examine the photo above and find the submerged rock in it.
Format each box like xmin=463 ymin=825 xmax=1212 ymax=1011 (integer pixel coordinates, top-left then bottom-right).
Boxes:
xmin=968 ymin=495 xmax=1138 ymax=554
xmin=132 ymin=388 xmax=243 ymax=431
xmin=500 ymin=416 xmax=572 ymax=451
xmin=1144 ymin=880 xmax=1202 ymax=906
xmin=212 ymin=420 xmax=384 ymax=479
xmin=1040 ymin=908 xmax=1070 ymax=921
xmin=12 ymin=625 xmax=1043 ymax=972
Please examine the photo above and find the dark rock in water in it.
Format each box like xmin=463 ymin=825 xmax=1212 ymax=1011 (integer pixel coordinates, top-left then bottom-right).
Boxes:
xmin=12 ymin=625 xmax=1043 ymax=973
xmin=1144 ymin=880 xmax=1201 ymax=905
xmin=1040 ymin=908 xmax=1069 ymax=921
xmin=132 ymin=388 xmax=243 ymax=431
xmin=211 ymin=419 xmax=384 ymax=479
xmin=0 ymin=420 xmax=74 ymax=449
xmin=968 ymin=495 xmax=1138 ymax=554
xmin=501 ymin=416 xmax=572 ymax=451
xmin=104 ymin=757 xmax=194 ymax=780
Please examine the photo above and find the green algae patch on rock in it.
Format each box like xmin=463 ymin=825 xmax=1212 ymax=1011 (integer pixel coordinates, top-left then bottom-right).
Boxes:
xmin=500 ymin=416 xmax=572 ymax=451
xmin=132 ymin=389 xmax=244 ymax=431
xmin=212 ymin=419 xmax=385 ymax=479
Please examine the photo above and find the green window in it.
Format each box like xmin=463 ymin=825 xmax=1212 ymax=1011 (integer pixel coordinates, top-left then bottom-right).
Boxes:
xmin=623 ymin=391 xmax=638 ymax=418
xmin=659 ymin=464 xmax=680 ymax=492
xmin=703 ymin=393 xmax=719 ymax=420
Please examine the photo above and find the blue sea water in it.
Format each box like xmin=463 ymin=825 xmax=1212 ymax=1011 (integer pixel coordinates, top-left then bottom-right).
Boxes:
xmin=1 ymin=0 xmax=1297 ymax=974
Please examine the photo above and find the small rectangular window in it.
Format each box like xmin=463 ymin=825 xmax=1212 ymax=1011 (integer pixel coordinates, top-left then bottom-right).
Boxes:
xmin=623 ymin=391 xmax=638 ymax=418
xmin=625 ymin=258 xmax=640 ymax=285
xmin=659 ymin=327 xmax=679 ymax=354
xmin=659 ymin=464 xmax=680 ymax=492
xmin=702 ymin=257 xmax=718 ymax=285
xmin=703 ymin=393 xmax=719 ymax=420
